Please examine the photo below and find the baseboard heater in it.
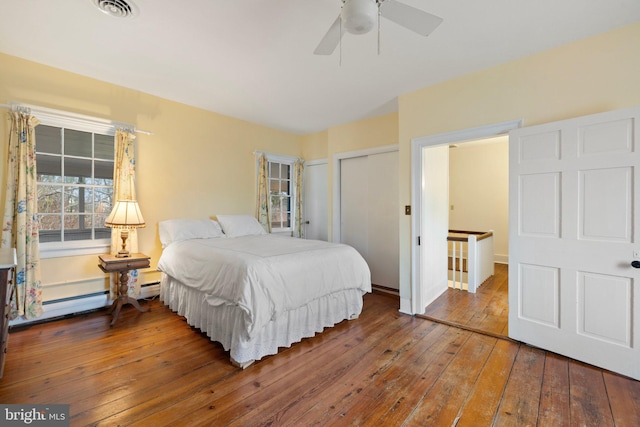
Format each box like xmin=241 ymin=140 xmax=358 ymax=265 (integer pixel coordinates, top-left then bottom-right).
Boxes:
xmin=9 ymin=282 xmax=161 ymax=327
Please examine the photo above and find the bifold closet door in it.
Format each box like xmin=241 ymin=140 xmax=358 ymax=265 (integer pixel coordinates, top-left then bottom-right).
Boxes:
xmin=340 ymin=151 xmax=399 ymax=289
xmin=340 ymin=156 xmax=369 ymax=259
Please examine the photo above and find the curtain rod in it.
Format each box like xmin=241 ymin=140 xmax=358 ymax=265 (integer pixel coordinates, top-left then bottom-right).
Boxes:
xmin=0 ymin=103 xmax=153 ymax=136
xmin=253 ymin=150 xmax=304 ymax=163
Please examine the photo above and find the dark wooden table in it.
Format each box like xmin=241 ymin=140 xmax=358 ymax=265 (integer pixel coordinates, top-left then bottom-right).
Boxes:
xmin=98 ymin=253 xmax=150 ymax=326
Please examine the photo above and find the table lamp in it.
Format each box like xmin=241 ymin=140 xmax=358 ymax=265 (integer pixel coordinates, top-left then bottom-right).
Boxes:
xmin=105 ymin=199 xmax=146 ymax=257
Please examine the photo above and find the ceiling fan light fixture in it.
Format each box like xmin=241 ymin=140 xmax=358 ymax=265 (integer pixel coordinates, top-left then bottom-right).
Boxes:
xmin=341 ymin=0 xmax=378 ymax=35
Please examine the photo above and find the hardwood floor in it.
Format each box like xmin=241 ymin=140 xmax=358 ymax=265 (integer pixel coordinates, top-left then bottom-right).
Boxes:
xmin=423 ymin=263 xmax=509 ymax=337
xmin=1 ymin=290 xmax=639 ymax=426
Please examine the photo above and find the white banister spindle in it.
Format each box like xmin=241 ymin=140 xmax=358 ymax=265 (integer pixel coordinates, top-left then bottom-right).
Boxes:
xmin=458 ymin=241 xmax=464 ymax=290
xmin=451 ymin=241 xmax=457 ymax=289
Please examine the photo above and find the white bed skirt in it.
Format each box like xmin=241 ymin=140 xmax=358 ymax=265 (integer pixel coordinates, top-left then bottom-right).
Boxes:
xmin=159 ymin=273 xmax=365 ymax=366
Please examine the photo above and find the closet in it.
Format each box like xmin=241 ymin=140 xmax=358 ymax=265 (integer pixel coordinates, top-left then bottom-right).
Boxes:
xmin=340 ymin=150 xmax=399 ymax=290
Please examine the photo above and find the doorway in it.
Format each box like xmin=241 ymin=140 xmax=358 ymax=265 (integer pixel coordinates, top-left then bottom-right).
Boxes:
xmin=422 ymin=136 xmax=510 ymax=337
xmin=409 ymin=120 xmax=521 ymax=316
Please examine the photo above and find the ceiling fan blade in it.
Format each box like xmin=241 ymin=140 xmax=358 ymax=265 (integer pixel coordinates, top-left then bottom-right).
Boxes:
xmin=380 ymin=0 xmax=443 ymax=37
xmin=314 ymin=15 xmax=344 ymax=55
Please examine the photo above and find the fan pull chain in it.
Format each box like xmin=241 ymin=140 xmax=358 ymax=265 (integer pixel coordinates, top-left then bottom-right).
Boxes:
xmin=339 ymin=16 xmax=343 ymax=66
xmin=377 ymin=8 xmax=381 ymax=55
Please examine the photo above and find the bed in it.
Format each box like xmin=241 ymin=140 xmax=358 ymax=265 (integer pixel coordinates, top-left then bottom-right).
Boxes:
xmin=157 ymin=215 xmax=371 ymax=368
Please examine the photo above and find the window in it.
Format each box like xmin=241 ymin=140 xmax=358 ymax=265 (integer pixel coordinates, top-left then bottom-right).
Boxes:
xmin=269 ymin=161 xmax=292 ymax=231
xmin=36 ymin=125 xmax=114 ymax=247
xmin=19 ymin=104 xmax=126 ymax=258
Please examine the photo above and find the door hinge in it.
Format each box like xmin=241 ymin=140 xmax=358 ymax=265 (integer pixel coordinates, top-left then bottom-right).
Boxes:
xmin=417 ymin=236 xmax=421 ymax=246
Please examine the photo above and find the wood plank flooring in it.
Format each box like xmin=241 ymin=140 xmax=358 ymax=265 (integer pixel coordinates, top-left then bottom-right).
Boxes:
xmin=423 ymin=263 xmax=509 ymax=337
xmin=1 ymin=290 xmax=639 ymax=426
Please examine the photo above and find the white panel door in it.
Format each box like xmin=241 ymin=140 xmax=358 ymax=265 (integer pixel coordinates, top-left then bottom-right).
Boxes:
xmin=303 ymin=162 xmax=328 ymax=241
xmin=340 ymin=156 xmax=369 ymax=258
xmin=419 ymin=145 xmax=450 ymax=310
xmin=509 ymin=106 xmax=640 ymax=379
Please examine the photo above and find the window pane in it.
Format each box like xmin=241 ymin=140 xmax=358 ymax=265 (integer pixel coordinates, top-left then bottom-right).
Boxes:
xmin=39 ymin=214 xmax=61 ymax=232
xmin=64 ymin=187 xmax=80 ymax=213
xmin=39 ymin=229 xmax=62 ymax=243
xmin=95 ymin=134 xmax=114 ymax=160
xmin=95 ymin=214 xmax=110 ymax=231
xmin=95 ymin=227 xmax=111 ymax=240
xmin=282 ymin=164 xmax=290 ymax=179
xmin=95 ymin=160 xmax=113 ymax=184
xmin=64 ymin=215 xmax=92 ymax=241
xmin=37 ymin=185 xmax=62 ymax=214
xmin=65 ymin=129 xmax=92 ymax=157
xmin=270 ymin=195 xmax=282 ymax=224
xmin=270 ymin=163 xmax=280 ymax=179
xmin=35 ymin=125 xmax=61 ymax=154
xmin=64 ymin=157 xmax=92 ymax=184
xmin=270 ymin=179 xmax=280 ymax=193
xmin=94 ymin=187 xmax=113 ymax=214
xmin=37 ymin=154 xmax=62 ymax=182
xmin=83 ymin=188 xmax=94 ymax=213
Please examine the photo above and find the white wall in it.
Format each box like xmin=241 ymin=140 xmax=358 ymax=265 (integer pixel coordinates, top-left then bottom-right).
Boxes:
xmin=449 ymin=136 xmax=509 ymax=263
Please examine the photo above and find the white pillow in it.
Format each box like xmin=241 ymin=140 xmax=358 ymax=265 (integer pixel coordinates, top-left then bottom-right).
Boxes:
xmin=216 ymin=215 xmax=267 ymax=237
xmin=159 ymin=219 xmax=224 ymax=248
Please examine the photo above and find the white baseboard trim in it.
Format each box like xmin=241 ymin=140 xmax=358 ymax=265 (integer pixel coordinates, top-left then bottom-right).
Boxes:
xmin=495 ymin=254 xmax=509 ymax=264
xmin=399 ymin=297 xmax=412 ymax=315
xmin=9 ymin=282 xmax=161 ymax=327
xmin=139 ymin=283 xmax=161 ymax=299
xmin=10 ymin=294 xmax=109 ymax=327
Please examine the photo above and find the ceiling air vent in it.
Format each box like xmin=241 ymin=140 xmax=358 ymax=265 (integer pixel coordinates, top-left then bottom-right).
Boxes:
xmin=93 ymin=0 xmax=138 ymax=18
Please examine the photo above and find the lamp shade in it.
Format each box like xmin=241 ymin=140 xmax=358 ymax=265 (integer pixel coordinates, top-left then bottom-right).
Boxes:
xmin=105 ymin=200 xmax=146 ymax=229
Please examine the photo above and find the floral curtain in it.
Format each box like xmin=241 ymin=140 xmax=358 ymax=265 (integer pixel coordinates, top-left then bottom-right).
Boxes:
xmin=255 ymin=153 xmax=271 ymax=233
xmin=110 ymin=129 xmax=140 ymax=296
xmin=1 ymin=112 xmax=43 ymax=319
xmin=293 ymin=159 xmax=305 ymax=238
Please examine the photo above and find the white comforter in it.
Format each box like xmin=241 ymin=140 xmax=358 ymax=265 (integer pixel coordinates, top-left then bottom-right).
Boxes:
xmin=157 ymin=235 xmax=371 ymax=339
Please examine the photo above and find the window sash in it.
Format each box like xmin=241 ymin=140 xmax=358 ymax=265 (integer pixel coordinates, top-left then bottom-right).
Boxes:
xmin=22 ymin=104 xmax=125 ymax=258
xmin=268 ymin=160 xmax=293 ymax=231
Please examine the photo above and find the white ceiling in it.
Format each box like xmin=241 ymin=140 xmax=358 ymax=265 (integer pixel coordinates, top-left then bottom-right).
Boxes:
xmin=1 ymin=1 xmax=639 ymax=135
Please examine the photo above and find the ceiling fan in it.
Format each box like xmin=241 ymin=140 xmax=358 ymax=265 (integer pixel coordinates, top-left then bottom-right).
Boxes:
xmin=314 ymin=0 xmax=443 ymax=55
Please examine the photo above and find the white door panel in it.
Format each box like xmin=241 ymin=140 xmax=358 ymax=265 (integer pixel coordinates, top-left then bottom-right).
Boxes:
xmin=509 ymin=105 xmax=640 ymax=380
xmin=419 ymin=145 xmax=449 ymax=307
xmin=340 ymin=151 xmax=399 ymax=290
xmin=340 ymin=156 xmax=368 ymax=257
xmin=303 ymin=162 xmax=328 ymax=241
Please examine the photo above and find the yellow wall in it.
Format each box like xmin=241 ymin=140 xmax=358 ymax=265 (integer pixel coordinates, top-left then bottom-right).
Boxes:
xmin=301 ymin=130 xmax=328 ymax=161
xmin=397 ymin=21 xmax=640 ymax=301
xmin=0 ymin=53 xmax=302 ymax=302
xmin=449 ymin=137 xmax=509 ymax=261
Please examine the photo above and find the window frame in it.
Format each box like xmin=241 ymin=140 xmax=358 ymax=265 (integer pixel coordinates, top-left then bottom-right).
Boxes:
xmin=258 ymin=153 xmax=300 ymax=234
xmin=21 ymin=104 xmax=129 ymax=258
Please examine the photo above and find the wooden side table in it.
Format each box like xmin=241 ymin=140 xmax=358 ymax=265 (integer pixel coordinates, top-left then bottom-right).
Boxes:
xmin=98 ymin=253 xmax=150 ymax=326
